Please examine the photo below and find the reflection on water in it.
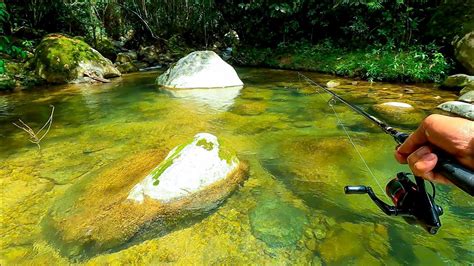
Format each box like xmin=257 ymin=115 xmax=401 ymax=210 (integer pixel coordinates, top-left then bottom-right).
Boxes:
xmin=0 ymin=68 xmax=471 ymax=265
xmin=161 ymin=85 xmax=243 ymax=111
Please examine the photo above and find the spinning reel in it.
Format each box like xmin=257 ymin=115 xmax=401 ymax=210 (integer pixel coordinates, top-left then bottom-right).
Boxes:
xmin=345 ymin=172 xmax=443 ymax=234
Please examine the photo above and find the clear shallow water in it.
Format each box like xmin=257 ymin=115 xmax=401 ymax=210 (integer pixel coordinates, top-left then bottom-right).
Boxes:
xmin=0 ymin=68 xmax=472 ymax=265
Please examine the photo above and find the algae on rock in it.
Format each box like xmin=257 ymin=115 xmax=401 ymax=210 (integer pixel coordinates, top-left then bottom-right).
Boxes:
xmin=42 ymin=134 xmax=248 ymax=259
xmin=33 ymin=34 xmax=121 ymax=84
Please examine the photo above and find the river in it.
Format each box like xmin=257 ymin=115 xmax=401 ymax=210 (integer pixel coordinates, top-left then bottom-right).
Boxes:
xmin=0 ymin=68 xmax=471 ymax=265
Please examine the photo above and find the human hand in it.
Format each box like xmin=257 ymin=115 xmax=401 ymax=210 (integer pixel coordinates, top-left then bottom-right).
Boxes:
xmin=394 ymin=114 xmax=474 ymax=184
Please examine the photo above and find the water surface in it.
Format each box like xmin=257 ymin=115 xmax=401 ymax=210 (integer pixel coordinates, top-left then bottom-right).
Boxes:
xmin=0 ymin=68 xmax=471 ymax=265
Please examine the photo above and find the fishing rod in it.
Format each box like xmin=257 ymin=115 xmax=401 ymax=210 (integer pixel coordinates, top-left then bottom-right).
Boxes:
xmin=298 ymin=72 xmax=474 ymax=234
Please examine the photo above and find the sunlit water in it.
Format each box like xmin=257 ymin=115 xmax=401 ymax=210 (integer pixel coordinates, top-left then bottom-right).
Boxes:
xmin=0 ymin=68 xmax=471 ymax=265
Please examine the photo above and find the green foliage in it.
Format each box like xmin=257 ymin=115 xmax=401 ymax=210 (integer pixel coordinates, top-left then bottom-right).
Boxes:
xmin=0 ymin=2 xmax=9 ymax=35
xmin=237 ymin=41 xmax=452 ymax=83
xmin=0 ymin=59 xmax=5 ymax=74
xmin=0 ymin=36 xmax=27 ymax=59
xmin=2 ymin=0 xmax=468 ymax=82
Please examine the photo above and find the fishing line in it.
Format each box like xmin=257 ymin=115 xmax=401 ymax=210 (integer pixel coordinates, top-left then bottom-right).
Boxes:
xmin=298 ymin=73 xmax=388 ymax=198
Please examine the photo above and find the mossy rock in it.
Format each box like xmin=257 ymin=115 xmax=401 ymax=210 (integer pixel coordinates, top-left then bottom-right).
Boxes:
xmin=42 ymin=134 xmax=248 ymax=259
xmin=115 ymin=51 xmax=137 ymax=64
xmin=454 ymin=31 xmax=474 ymax=75
xmin=442 ymin=74 xmax=474 ymax=89
xmin=93 ymin=38 xmax=118 ymax=61
xmin=33 ymin=34 xmax=121 ymax=84
xmin=116 ymin=62 xmax=139 ymax=74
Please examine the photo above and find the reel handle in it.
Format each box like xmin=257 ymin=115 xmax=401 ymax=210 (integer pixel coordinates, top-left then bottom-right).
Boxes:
xmin=344 ymin=186 xmax=368 ymax=194
xmin=394 ymin=132 xmax=474 ymax=196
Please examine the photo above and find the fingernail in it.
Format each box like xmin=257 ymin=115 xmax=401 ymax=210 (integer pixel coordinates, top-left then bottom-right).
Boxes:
xmin=415 ymin=146 xmax=431 ymax=157
xmin=422 ymin=153 xmax=436 ymax=161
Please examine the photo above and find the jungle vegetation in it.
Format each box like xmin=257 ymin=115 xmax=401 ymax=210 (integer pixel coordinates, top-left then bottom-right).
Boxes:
xmin=1 ymin=0 xmax=474 ymax=82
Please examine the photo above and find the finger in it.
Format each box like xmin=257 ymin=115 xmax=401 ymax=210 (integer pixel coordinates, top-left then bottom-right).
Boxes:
xmin=405 ymin=147 xmax=451 ymax=184
xmin=407 ymin=146 xmax=437 ymax=177
xmin=397 ymin=117 xmax=430 ymax=157
xmin=394 ymin=149 xmax=407 ymax=164
xmin=398 ymin=114 xmax=474 ymax=163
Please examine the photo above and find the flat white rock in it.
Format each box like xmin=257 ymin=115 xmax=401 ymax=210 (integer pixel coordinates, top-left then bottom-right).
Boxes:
xmin=156 ymin=51 xmax=243 ymax=89
xmin=128 ymin=133 xmax=239 ymax=203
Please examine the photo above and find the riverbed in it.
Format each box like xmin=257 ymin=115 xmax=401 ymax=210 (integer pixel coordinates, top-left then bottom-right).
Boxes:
xmin=0 ymin=68 xmax=471 ymax=265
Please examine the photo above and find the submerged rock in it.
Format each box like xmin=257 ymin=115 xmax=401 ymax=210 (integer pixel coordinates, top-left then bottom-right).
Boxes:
xmin=370 ymin=102 xmax=425 ymax=127
xmin=454 ymin=31 xmax=474 ymax=75
xmin=437 ymin=101 xmax=474 ymax=120
xmin=320 ymin=222 xmax=388 ymax=264
xmin=326 ymin=80 xmax=340 ymax=88
xmin=250 ymin=198 xmax=308 ymax=248
xmin=127 ymin=133 xmax=244 ymax=203
xmin=156 ymin=51 xmax=243 ymax=89
xmin=43 ymin=133 xmax=248 ymax=258
xmin=33 ymin=34 xmax=121 ymax=84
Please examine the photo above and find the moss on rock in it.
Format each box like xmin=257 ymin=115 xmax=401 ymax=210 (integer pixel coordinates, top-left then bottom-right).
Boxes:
xmin=33 ymin=34 xmax=121 ymax=84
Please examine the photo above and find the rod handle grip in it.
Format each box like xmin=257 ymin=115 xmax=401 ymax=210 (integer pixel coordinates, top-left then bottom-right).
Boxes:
xmin=396 ymin=132 xmax=474 ymax=196
xmin=436 ymin=158 xmax=474 ymax=196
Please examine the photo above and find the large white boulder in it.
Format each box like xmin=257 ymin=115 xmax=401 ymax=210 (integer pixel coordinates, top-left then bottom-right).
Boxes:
xmin=128 ymin=133 xmax=241 ymax=203
xmin=156 ymin=51 xmax=243 ymax=88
